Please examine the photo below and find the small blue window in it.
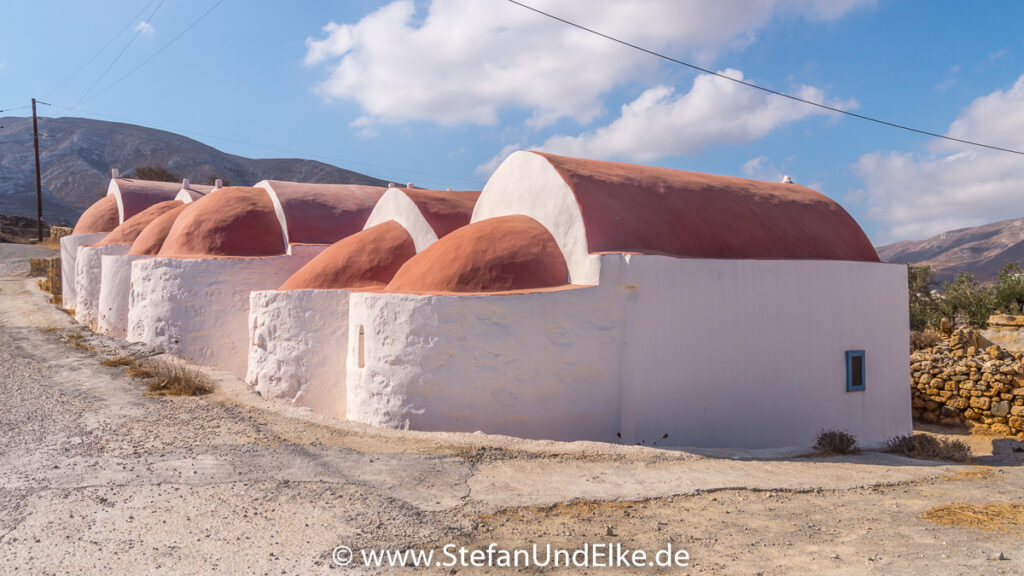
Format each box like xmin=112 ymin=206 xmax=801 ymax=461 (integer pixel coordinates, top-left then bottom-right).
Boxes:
xmin=846 ymin=350 xmax=865 ymax=392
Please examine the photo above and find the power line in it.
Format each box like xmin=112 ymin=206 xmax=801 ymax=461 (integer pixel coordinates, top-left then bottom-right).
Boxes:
xmin=506 ymin=0 xmax=1024 ymax=157
xmin=72 ymin=0 xmax=167 ymax=108
xmin=44 ymin=0 xmax=160 ymax=99
xmin=77 ymin=0 xmax=225 ymax=107
xmin=45 ymin=103 xmax=485 ymax=188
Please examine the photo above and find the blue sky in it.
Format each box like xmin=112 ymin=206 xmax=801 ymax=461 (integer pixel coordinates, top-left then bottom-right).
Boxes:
xmin=1 ymin=0 xmax=1023 ymax=244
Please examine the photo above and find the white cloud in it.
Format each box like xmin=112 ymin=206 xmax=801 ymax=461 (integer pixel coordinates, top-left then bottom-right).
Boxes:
xmin=534 ymin=69 xmax=854 ymax=162
xmin=934 ymin=64 xmax=959 ymax=93
xmin=855 ymin=74 xmax=1024 ymax=243
xmin=135 ymin=21 xmax=154 ymax=36
xmin=305 ymin=0 xmax=872 ymax=128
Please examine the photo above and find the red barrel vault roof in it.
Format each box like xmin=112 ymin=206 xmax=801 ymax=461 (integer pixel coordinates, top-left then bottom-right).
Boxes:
xmin=401 ymin=188 xmax=480 ymax=238
xmin=259 ymin=181 xmax=387 ymax=245
xmin=534 ymin=152 xmax=879 ymax=262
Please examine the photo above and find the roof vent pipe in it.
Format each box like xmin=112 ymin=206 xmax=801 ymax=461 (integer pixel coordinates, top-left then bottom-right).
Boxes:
xmin=111 ymin=168 xmax=119 ymax=179
xmin=182 ymin=178 xmax=190 ymax=188
xmin=214 ymin=179 xmax=223 ymax=189
xmin=387 ymin=182 xmax=397 ymax=188
xmin=406 ymin=182 xmax=414 ymax=189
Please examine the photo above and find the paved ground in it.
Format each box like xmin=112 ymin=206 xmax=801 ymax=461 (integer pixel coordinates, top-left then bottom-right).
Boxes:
xmin=1 ymin=242 xmax=1023 ymax=575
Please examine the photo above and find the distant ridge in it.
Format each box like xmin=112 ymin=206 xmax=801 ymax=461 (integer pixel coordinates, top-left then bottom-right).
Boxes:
xmin=0 ymin=116 xmax=388 ymax=225
xmin=877 ymin=216 xmax=1024 ymax=282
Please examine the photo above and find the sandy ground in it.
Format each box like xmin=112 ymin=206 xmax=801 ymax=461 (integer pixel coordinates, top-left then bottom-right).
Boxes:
xmin=1 ymin=242 xmax=1023 ymax=575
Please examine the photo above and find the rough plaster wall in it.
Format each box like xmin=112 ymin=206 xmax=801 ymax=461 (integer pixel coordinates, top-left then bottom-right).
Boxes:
xmin=472 ymin=151 xmax=600 ymax=285
xmin=346 ymin=255 xmax=910 ymax=449
xmin=74 ymin=243 xmax=130 ymax=330
xmin=615 ymin=257 xmax=911 ymax=448
xmin=363 ymin=190 xmax=439 ymax=252
xmin=97 ymin=253 xmax=146 ymax=338
xmin=127 ymin=251 xmax=323 ymax=378
xmin=247 ymin=289 xmax=350 ymax=418
xmin=346 ymin=287 xmax=624 ymax=441
xmin=60 ymin=233 xmax=106 ymax=310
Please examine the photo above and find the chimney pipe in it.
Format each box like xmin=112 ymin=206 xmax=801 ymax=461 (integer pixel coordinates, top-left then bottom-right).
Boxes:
xmin=214 ymin=179 xmax=223 ymax=189
xmin=111 ymin=168 xmax=119 ymax=179
xmin=182 ymin=178 xmax=190 ymax=189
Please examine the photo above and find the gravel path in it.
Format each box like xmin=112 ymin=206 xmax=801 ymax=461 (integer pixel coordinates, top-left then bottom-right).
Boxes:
xmin=1 ymin=242 xmax=1022 ymax=575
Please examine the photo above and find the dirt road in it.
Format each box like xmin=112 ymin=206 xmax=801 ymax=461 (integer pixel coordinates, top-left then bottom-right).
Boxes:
xmin=0 ymin=243 xmax=1022 ymax=575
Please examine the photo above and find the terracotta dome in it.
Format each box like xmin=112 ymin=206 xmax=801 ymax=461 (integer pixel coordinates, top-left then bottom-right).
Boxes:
xmin=96 ymin=201 xmax=183 ymax=246
xmin=387 ymin=215 xmax=568 ymax=293
xmin=255 ymin=181 xmax=386 ymax=245
xmin=280 ymin=221 xmax=417 ymax=290
xmin=73 ymin=195 xmax=120 ymax=234
xmin=129 ymin=203 xmax=191 ymax=255
xmin=534 ymin=152 xmax=879 ymax=262
xmin=402 ymin=188 xmax=481 ymax=238
xmin=158 ymin=187 xmax=286 ymax=258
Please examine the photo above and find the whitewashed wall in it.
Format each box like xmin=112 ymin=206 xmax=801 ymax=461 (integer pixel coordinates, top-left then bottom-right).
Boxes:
xmin=247 ymin=289 xmax=351 ymax=418
xmin=98 ymin=253 xmax=147 ymax=338
xmin=60 ymin=233 xmax=106 ymax=310
xmin=74 ymin=244 xmax=130 ymax=330
xmin=614 ymin=256 xmax=911 ymax=448
xmin=127 ymin=249 xmax=323 ymax=378
xmin=346 ymin=284 xmax=624 ymax=441
xmin=346 ymin=255 xmax=910 ymax=448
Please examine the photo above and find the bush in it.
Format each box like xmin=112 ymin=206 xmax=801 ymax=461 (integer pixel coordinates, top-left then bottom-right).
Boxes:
xmin=813 ymin=429 xmax=860 ymax=455
xmin=883 ymin=433 xmax=972 ymax=462
xmin=910 ymin=330 xmax=942 ymax=352
xmin=908 ymin=265 xmax=941 ymax=331
xmin=994 ymin=262 xmax=1024 ymax=315
xmin=939 ymin=272 xmax=995 ymax=328
xmin=132 ymin=165 xmax=181 ymax=183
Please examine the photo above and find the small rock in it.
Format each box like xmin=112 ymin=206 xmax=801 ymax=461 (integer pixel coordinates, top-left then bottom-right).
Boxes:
xmin=989 ymin=552 xmax=1008 ymax=561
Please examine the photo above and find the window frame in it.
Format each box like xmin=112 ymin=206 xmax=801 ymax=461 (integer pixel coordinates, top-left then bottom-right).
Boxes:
xmin=846 ymin=350 xmax=866 ymax=392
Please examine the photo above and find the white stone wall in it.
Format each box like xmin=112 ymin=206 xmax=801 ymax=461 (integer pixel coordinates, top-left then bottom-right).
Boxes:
xmin=346 ymin=255 xmax=911 ymax=449
xmin=98 ymin=253 xmax=146 ymax=339
xmin=74 ymin=244 xmax=130 ymax=330
xmin=247 ymin=289 xmax=351 ymax=418
xmin=346 ymin=284 xmax=624 ymax=441
xmin=127 ymin=251 xmax=323 ymax=378
xmin=59 ymin=233 xmax=106 ymax=310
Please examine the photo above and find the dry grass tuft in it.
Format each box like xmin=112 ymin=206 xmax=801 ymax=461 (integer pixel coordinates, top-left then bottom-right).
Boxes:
xmin=101 ymin=355 xmax=137 ymax=367
xmin=923 ymin=502 xmax=1024 ymax=531
xmin=136 ymin=359 xmax=213 ymax=397
xmin=61 ymin=332 xmax=92 ymax=351
xmin=126 ymin=363 xmax=156 ymax=379
xmin=812 ymin=428 xmax=860 ymax=456
xmin=884 ymin=433 xmax=972 ymax=462
xmin=41 ymin=326 xmax=59 ymax=334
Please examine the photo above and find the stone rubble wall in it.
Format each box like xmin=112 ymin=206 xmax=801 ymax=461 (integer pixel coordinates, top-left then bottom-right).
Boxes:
xmin=911 ymin=328 xmax=1024 ymax=436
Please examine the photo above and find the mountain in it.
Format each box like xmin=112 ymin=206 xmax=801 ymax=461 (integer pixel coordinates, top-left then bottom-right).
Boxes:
xmin=877 ymin=217 xmax=1024 ymax=283
xmin=0 ymin=116 xmax=389 ymax=225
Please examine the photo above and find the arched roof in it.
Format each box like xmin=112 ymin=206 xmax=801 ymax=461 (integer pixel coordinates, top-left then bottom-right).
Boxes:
xmin=474 ymin=151 xmax=879 ymax=283
xmin=107 ymin=178 xmax=183 ymax=223
xmin=363 ymin=188 xmax=480 ymax=252
xmin=73 ymin=195 xmax=120 ymax=234
xmin=129 ymin=203 xmax=191 ymax=255
xmin=254 ymin=180 xmax=386 ymax=245
xmin=402 ymin=188 xmax=480 ymax=238
xmin=96 ymin=200 xmax=182 ymax=246
xmin=387 ymin=215 xmax=569 ymax=293
xmin=175 ymin=183 xmax=214 ymax=204
xmin=158 ymin=187 xmax=287 ymax=258
xmin=280 ymin=221 xmax=417 ymax=290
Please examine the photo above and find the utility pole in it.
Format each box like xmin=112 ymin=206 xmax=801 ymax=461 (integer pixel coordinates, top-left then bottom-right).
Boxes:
xmin=31 ymin=98 xmax=46 ymax=242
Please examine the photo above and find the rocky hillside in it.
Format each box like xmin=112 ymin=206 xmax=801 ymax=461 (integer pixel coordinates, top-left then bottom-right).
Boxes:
xmin=0 ymin=116 xmax=388 ymax=225
xmin=877 ymin=217 xmax=1024 ymax=283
